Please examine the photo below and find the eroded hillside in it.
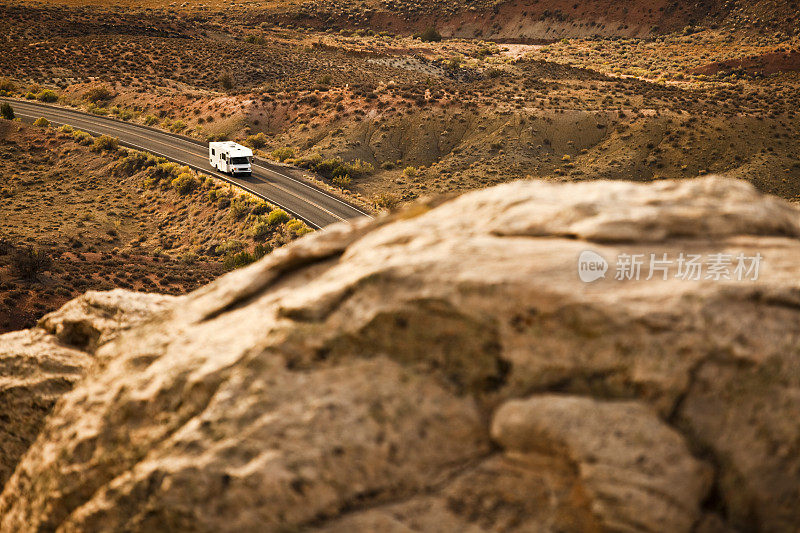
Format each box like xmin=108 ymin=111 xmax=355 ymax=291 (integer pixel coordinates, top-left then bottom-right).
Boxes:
xmin=0 ymin=119 xmax=310 ymax=332
xmin=1 ymin=0 xmax=796 ymax=207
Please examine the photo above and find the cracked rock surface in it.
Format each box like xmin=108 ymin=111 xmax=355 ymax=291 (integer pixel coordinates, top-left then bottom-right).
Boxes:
xmin=0 ymin=289 xmax=175 ymax=489
xmin=1 ymin=176 xmax=800 ymax=532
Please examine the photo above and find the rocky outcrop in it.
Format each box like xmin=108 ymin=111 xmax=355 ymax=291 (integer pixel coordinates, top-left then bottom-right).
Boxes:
xmin=2 ymin=176 xmax=800 ymax=532
xmin=0 ymin=289 xmax=175 ymax=490
xmin=0 ymin=329 xmax=91 ymax=489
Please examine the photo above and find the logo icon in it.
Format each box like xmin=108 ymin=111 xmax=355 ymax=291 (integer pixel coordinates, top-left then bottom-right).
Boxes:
xmin=578 ymin=250 xmax=608 ymax=283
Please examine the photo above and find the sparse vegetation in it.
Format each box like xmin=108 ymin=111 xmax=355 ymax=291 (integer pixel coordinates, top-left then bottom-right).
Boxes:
xmin=419 ymin=27 xmax=442 ymax=42
xmin=0 ymin=122 xmax=309 ymax=331
xmin=0 ymin=102 xmax=13 ymax=120
xmin=0 ymin=78 xmax=16 ymax=93
xmin=71 ymin=130 xmax=92 ymax=145
xmin=84 ymin=86 xmax=114 ymax=103
xmin=114 ymin=151 xmax=159 ymax=174
xmin=0 ymin=0 xmax=797 ymax=314
xmin=35 ymin=89 xmax=58 ymax=103
xmin=374 ymin=193 xmax=400 ymax=210
xmin=11 ymin=246 xmax=52 ymax=280
xmin=271 ymin=147 xmax=295 ymax=162
xmin=92 ymin=135 xmax=119 ymax=152
xmin=219 ymin=72 xmax=234 ymax=91
xmin=267 ymin=208 xmax=290 ymax=226
xmin=246 ymin=132 xmax=268 ymax=148
xmin=168 ymin=120 xmax=187 ymax=133
xmin=171 ymin=172 xmax=199 ymax=194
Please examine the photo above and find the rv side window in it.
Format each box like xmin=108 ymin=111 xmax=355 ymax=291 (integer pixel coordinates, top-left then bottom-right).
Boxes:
xmin=221 ymin=153 xmax=226 ymax=160
xmin=211 ymin=149 xmax=215 ymax=155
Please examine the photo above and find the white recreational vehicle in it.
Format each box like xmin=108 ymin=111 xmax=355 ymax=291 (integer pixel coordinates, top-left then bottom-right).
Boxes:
xmin=209 ymin=141 xmax=253 ymax=176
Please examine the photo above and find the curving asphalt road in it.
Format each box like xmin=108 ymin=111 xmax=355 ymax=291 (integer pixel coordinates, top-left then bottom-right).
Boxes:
xmin=3 ymin=99 xmax=371 ymax=229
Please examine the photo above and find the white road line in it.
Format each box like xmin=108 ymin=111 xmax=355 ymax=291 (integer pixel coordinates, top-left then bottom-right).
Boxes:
xmin=11 ymin=101 xmax=372 ymax=219
xmin=16 ymin=107 xmax=350 ymax=223
xmin=16 ymin=111 xmax=332 ymax=229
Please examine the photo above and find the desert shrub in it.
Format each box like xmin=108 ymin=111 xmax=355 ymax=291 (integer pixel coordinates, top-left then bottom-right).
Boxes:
xmin=87 ymin=103 xmax=109 ymax=115
xmin=72 ymin=130 xmax=92 ymax=145
xmin=11 ymin=246 xmax=52 ymax=280
xmin=84 ymin=86 xmax=113 ymax=103
xmin=317 ymin=74 xmax=333 ymax=85
xmin=33 ymin=117 xmax=50 ymax=127
xmin=485 ymin=67 xmax=503 ymax=78
xmin=0 ymin=78 xmax=16 ymax=93
xmin=246 ymin=132 xmax=268 ymax=148
xmin=381 ymin=161 xmax=395 ymax=170
xmin=159 ymin=161 xmax=180 ymax=175
xmin=115 ymin=151 xmax=158 ymax=175
xmin=271 ymin=147 xmax=295 ymax=162
xmin=313 ymin=157 xmax=372 ymax=181
xmin=245 ymin=34 xmax=268 ymax=45
xmin=0 ymin=238 xmax=13 ymax=255
xmin=294 ymin=153 xmax=323 ymax=169
xmin=36 ymin=89 xmax=58 ymax=103
xmin=286 ymin=219 xmax=312 ymax=236
xmin=315 ymin=158 xmax=340 ymax=178
xmin=254 ymin=243 xmax=273 ymax=259
xmin=223 ymin=250 xmax=256 ymax=270
xmin=251 ymin=201 xmax=270 ymax=215
xmin=228 ymin=197 xmax=252 ymax=220
xmin=419 ymin=27 xmax=442 ymax=42
xmin=92 ymin=135 xmax=119 ymax=152
xmin=24 ymin=92 xmax=36 ymax=100
xmin=219 ymin=72 xmax=234 ymax=90
xmin=0 ymin=187 xmax=13 ymax=198
xmin=179 ymin=252 xmax=198 ymax=264
xmin=267 ymin=208 xmax=290 ymax=226
xmin=58 ymin=124 xmax=72 ymax=133
xmin=216 ymin=240 xmax=245 ymax=256
xmin=217 ymin=196 xmax=231 ymax=209
xmin=0 ymin=102 xmax=14 ymax=120
xmin=111 ymin=106 xmax=134 ymax=121
xmin=345 ymin=159 xmax=374 ymax=178
xmin=172 ymin=172 xmax=199 ymax=194
xmin=169 ymin=120 xmax=187 ymax=133
xmin=143 ymin=114 xmax=159 ymax=126
xmin=332 ymin=174 xmax=351 ymax=187
xmin=374 ymin=193 xmax=399 ymax=210
xmin=476 ymin=46 xmax=499 ymax=58
xmin=250 ymin=219 xmax=271 ymax=241
xmin=403 ymin=166 xmax=417 ymax=178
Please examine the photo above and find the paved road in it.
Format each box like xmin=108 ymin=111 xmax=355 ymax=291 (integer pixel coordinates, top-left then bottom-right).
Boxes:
xmin=4 ymin=99 xmax=371 ymax=228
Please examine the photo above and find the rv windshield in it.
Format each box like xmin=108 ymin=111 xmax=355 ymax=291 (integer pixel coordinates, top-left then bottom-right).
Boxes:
xmin=230 ymin=156 xmax=250 ymax=165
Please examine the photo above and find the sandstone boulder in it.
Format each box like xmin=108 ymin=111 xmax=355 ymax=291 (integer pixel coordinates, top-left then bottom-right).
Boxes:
xmin=0 ymin=329 xmax=91 ymax=489
xmin=0 ymin=289 xmax=177 ymax=490
xmin=491 ymin=395 xmax=712 ymax=532
xmin=38 ymin=288 xmax=177 ymax=352
xmin=1 ymin=177 xmax=799 ymax=532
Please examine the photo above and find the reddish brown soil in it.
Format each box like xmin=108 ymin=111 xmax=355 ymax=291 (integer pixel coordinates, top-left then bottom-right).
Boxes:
xmin=694 ymin=49 xmax=800 ymax=75
xmin=0 ymin=121 xmax=298 ymax=333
